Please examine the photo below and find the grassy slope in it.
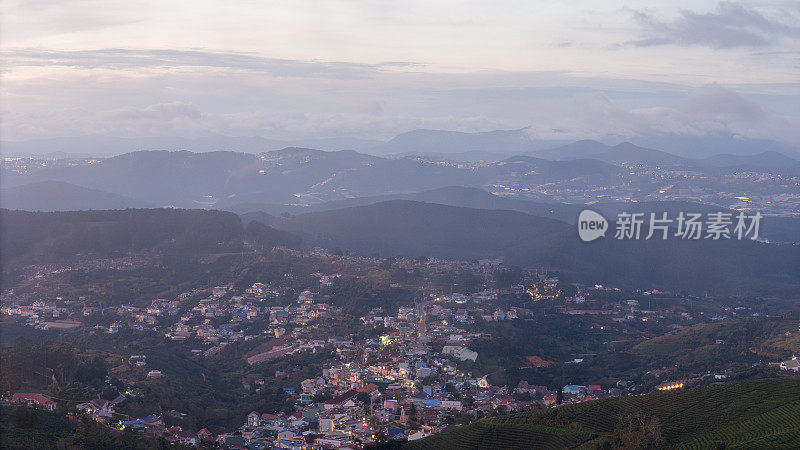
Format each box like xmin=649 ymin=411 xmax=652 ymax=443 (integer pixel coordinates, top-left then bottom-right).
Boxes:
xmin=631 ymin=317 xmax=800 ymax=366
xmin=405 ymin=378 xmax=800 ymax=449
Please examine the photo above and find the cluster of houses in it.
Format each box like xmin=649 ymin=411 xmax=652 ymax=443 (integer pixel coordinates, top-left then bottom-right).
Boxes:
xmin=6 ymin=249 xmax=791 ymax=449
xmin=162 ymin=286 xmax=340 ymax=346
xmin=8 ymin=392 xmax=56 ymax=411
xmin=75 ymin=394 xmax=127 ymax=421
xmin=1 ymin=275 xmax=637 ymax=449
xmin=193 ymin=297 xmax=627 ymax=448
xmin=2 ymin=299 xmax=78 ymax=330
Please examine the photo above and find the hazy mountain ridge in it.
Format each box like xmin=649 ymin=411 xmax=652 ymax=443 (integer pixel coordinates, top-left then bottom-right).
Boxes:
xmin=3 ymin=148 xmax=607 ymax=208
xmin=272 ymin=200 xmax=571 ymax=260
xmin=259 ymin=200 xmax=800 ymax=293
xmin=378 ymin=128 xmax=555 ymax=157
xmin=234 ymin=186 xmax=800 ymax=243
xmin=532 ymin=140 xmax=800 ymax=172
xmin=3 ymin=136 xmax=798 ymax=211
xmin=238 ymin=185 xmax=556 ymax=216
xmin=0 ymin=208 xmax=305 ymax=269
xmin=0 ymin=208 xmax=246 ymax=266
xmin=495 ymin=155 xmax=625 ymax=183
xmin=697 ymin=150 xmax=800 ymax=174
xmin=0 ymin=135 xmax=382 ymax=158
xmin=5 ymin=129 xmax=798 ymax=161
xmin=0 ymin=181 xmax=151 ymax=211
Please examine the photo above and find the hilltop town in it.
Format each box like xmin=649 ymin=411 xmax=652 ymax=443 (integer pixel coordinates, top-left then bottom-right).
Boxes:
xmin=5 ymin=244 xmax=800 ymax=448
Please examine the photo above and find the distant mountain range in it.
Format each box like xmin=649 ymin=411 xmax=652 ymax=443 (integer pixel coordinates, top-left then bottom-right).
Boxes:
xmin=377 ymin=128 xmax=562 ymax=159
xmin=0 ymin=135 xmax=382 ymax=158
xmin=4 ymin=144 xmax=799 ymax=217
xmin=534 ymin=140 xmax=800 ymax=174
xmin=534 ymin=140 xmax=690 ymax=166
xmin=0 ymin=128 xmax=555 ymax=159
xmin=630 ymin=133 xmax=800 ymax=160
xmin=2 ymin=147 xmax=623 ymax=207
xmin=696 ymin=151 xmax=800 ymax=175
xmin=4 ymin=129 xmax=798 ymax=160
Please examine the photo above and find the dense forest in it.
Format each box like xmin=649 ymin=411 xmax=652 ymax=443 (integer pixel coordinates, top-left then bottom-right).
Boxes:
xmin=266 ymin=200 xmax=800 ymax=295
xmin=1 ymin=208 xmax=245 ymax=266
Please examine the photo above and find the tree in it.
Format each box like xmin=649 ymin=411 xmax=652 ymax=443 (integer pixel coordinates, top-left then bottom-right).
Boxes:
xmin=357 ymin=392 xmax=371 ymax=406
xmin=603 ymin=411 xmax=663 ymax=449
xmin=556 ymin=386 xmax=563 ymax=405
xmin=369 ymin=416 xmax=386 ymax=443
xmin=513 ymin=391 xmax=532 ymax=401
xmin=493 ymin=266 xmax=522 ymax=289
xmin=11 ymin=406 xmax=38 ymax=429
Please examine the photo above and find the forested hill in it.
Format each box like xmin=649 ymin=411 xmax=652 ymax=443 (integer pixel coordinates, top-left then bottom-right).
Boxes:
xmin=269 ymin=200 xmax=800 ymax=294
xmin=4 ymin=203 xmax=799 ymax=296
xmin=406 ymin=377 xmax=800 ymax=449
xmin=279 ymin=200 xmax=570 ymax=260
xmin=0 ymin=180 xmax=151 ymax=212
xmin=0 ymin=208 xmax=245 ymax=266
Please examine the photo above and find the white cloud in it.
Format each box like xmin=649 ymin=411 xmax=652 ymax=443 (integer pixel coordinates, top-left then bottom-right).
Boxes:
xmin=521 ymin=85 xmax=799 ymax=144
xmin=680 ymin=84 xmax=764 ymax=124
xmin=628 ymin=2 xmax=800 ymax=48
xmin=3 ymin=78 xmax=797 ymax=145
xmin=1 ymin=48 xmax=420 ymax=79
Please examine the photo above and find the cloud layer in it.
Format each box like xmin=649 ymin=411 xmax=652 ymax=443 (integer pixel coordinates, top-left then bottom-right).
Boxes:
xmin=1 ymin=2 xmax=798 ymax=144
xmin=3 ymin=48 xmax=421 ymax=79
xmin=3 ymin=57 xmax=796 ymax=145
xmin=629 ymin=2 xmax=800 ymax=48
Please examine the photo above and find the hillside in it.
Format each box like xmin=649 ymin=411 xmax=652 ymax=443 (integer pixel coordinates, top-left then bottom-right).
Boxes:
xmin=0 ymin=180 xmax=150 ymax=211
xmin=534 ymin=140 xmax=800 ymax=174
xmin=277 ymin=200 xmax=570 ymax=260
xmin=231 ymin=187 xmax=800 ymax=243
xmin=0 ymin=134 xmax=382 ymax=157
xmin=534 ymin=140 xmax=610 ymax=160
xmin=697 ymin=151 xmax=800 ymax=176
xmin=245 ymin=220 xmax=303 ymax=250
xmin=230 ymin=186 xmax=571 ymax=221
xmin=17 ymin=150 xmax=266 ymax=207
xmin=13 ymin=149 xmax=482 ymax=207
xmin=378 ymin=128 xmax=542 ymax=157
xmin=629 ymin=316 xmax=800 ymax=374
xmin=592 ymin=142 xmax=689 ymax=166
xmin=267 ymin=200 xmax=800 ymax=293
xmin=491 ymin=156 xmax=624 ymax=185
xmin=0 ymin=208 xmax=245 ymax=266
xmin=535 ymin=141 xmax=689 ymax=167
xmin=406 ymin=378 xmax=800 ymax=449
xmin=7 ymin=144 xmax=797 ymax=211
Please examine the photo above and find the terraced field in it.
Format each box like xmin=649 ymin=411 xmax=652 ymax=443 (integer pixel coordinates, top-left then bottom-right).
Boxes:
xmin=405 ymin=378 xmax=800 ymax=449
xmin=403 ymin=421 xmax=593 ymax=450
xmin=677 ymin=400 xmax=800 ymax=449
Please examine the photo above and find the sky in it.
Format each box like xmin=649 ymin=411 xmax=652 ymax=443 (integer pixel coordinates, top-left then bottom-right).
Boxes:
xmin=1 ymin=0 xmax=799 ymax=144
